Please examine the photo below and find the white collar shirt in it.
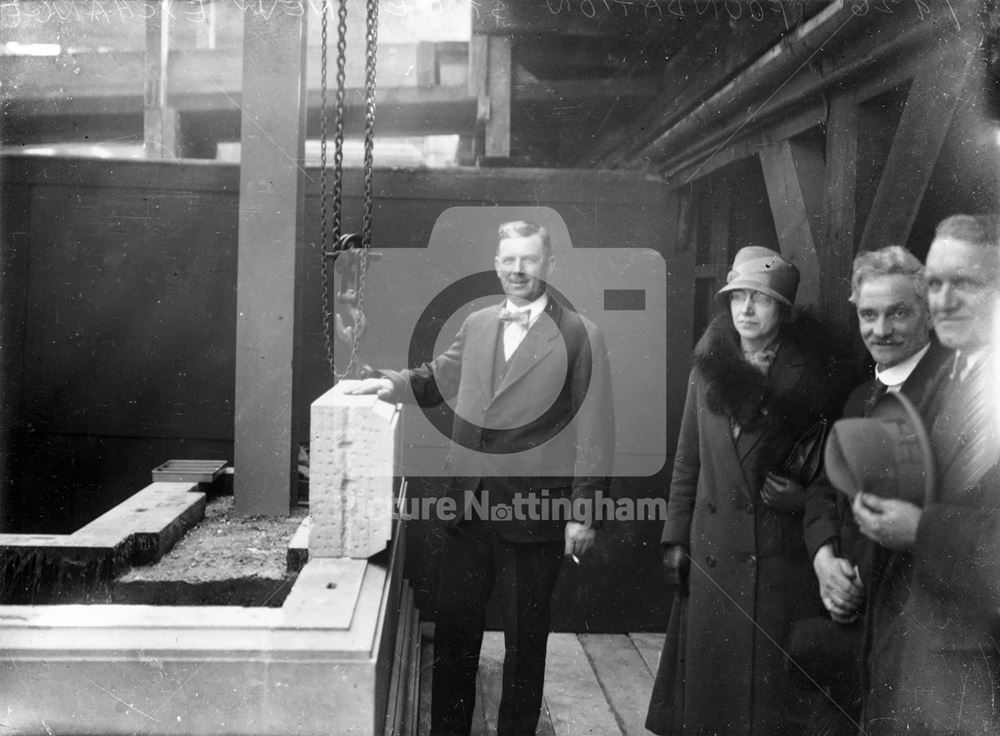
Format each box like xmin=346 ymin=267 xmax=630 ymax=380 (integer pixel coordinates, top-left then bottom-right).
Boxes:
xmin=501 ymin=294 xmax=547 ymax=361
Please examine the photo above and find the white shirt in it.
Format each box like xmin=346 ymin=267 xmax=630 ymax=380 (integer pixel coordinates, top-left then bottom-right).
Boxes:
xmin=875 ymin=342 xmax=931 ymax=392
xmin=502 ymin=294 xmax=547 ymax=361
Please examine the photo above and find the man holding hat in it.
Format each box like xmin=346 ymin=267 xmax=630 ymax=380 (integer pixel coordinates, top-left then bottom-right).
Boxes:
xmin=848 ymin=215 xmax=1000 ymax=735
xmin=801 ymin=246 xmax=950 ymax=731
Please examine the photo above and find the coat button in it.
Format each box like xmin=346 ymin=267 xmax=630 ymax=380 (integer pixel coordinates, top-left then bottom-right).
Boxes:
xmin=745 ymin=502 xmax=754 ymax=515
xmin=706 ymin=555 xmax=717 ymax=567
xmin=707 ymin=501 xmax=717 ymax=513
xmin=747 ymin=554 xmax=757 ymax=567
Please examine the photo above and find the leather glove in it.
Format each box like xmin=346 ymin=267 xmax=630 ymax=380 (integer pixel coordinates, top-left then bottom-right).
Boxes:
xmin=760 ymin=471 xmax=807 ymax=513
xmin=661 ymin=544 xmax=690 ymax=597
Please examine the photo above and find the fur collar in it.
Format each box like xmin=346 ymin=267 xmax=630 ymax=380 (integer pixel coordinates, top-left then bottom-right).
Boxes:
xmin=694 ymin=310 xmax=854 ymax=436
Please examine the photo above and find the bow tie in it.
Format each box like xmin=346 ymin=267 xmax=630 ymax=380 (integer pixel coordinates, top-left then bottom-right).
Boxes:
xmin=499 ymin=308 xmax=530 ymax=326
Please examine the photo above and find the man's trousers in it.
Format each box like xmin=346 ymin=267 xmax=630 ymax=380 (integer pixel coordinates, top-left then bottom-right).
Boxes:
xmin=430 ymin=519 xmax=564 ymax=736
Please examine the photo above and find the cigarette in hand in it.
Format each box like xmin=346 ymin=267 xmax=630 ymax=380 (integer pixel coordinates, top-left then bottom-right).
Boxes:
xmin=571 ymin=554 xmax=581 ymax=564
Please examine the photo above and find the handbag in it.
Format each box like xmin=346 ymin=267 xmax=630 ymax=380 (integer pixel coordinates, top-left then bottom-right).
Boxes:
xmin=782 ymin=417 xmax=830 ymax=487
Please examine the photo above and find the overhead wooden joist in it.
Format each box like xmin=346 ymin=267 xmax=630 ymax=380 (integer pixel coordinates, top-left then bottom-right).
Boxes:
xmin=620 ymin=0 xmax=953 ymax=178
xmin=583 ymin=12 xmax=793 ymax=167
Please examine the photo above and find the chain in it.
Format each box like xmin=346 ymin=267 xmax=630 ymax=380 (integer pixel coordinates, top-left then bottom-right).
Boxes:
xmin=332 ymin=0 xmax=347 ymax=238
xmin=318 ymin=0 xmax=336 ymax=376
xmin=354 ymin=0 xmax=379 ymax=366
xmin=318 ymin=0 xmax=378 ymax=380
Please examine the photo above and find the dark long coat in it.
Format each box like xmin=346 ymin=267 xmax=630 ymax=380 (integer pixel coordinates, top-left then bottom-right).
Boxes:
xmin=800 ymin=340 xmax=952 ymax=734
xmin=876 ymin=350 xmax=1000 ymax=735
xmin=646 ymin=313 xmax=852 ymax=736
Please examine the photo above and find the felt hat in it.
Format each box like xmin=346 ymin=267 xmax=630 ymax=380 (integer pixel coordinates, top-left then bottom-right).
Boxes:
xmin=716 ymin=246 xmax=800 ymax=306
xmin=823 ymin=391 xmax=937 ymax=507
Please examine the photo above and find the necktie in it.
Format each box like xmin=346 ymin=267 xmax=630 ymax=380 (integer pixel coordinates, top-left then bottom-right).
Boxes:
xmin=498 ymin=308 xmax=530 ymax=326
xmin=933 ymin=357 xmax=998 ymax=499
xmin=950 ymin=351 xmax=968 ymax=380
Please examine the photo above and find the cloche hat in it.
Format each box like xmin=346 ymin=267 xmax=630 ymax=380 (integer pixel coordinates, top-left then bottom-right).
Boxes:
xmin=716 ymin=246 xmax=800 ymax=307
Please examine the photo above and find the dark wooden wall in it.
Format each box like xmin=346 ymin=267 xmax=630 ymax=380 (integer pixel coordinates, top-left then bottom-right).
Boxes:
xmin=0 ymin=154 xmax=688 ymax=631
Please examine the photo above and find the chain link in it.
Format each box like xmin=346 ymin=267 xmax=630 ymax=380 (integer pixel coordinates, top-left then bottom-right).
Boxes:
xmin=353 ymin=0 xmax=379 ymax=368
xmin=317 ymin=0 xmax=378 ymax=380
xmin=318 ymin=0 xmax=337 ymax=377
xmin=332 ymin=0 xmax=347 ymax=238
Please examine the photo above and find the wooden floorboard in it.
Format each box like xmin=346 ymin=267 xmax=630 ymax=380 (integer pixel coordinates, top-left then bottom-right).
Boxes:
xmin=629 ymin=632 xmax=666 ymax=676
xmin=544 ymin=633 xmax=622 ymax=736
xmin=580 ymin=634 xmax=655 ymax=736
xmin=418 ymin=631 xmax=665 ymax=736
xmin=419 ymin=628 xmax=433 ymax=736
xmin=479 ymin=633 xmax=504 ymax=736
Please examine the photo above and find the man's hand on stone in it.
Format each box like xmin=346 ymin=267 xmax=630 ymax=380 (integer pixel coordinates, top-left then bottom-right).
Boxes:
xmin=342 ymin=377 xmax=395 ymax=401
xmin=812 ymin=542 xmax=863 ymax=623
xmin=564 ymin=522 xmax=596 ymax=559
xmin=852 ymin=492 xmax=922 ymax=551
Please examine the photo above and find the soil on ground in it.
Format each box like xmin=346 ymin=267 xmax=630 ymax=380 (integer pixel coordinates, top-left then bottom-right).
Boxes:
xmin=112 ymin=495 xmax=307 ymax=606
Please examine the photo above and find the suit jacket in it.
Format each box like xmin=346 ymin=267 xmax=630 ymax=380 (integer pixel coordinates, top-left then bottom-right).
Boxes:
xmin=876 ymin=349 xmax=1000 ymax=734
xmin=383 ymin=296 xmax=614 ymax=542
xmin=803 ymin=340 xmax=952 ymax=563
xmin=800 ymin=341 xmax=951 ymax=731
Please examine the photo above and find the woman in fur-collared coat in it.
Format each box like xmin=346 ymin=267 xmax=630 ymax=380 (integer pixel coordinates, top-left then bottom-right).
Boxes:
xmin=646 ymin=247 xmax=853 ymax=736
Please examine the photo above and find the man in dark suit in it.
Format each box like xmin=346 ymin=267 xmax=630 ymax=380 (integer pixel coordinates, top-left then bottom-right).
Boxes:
xmin=852 ymin=215 xmax=1000 ymax=735
xmin=802 ymin=245 xmax=950 ymax=732
xmin=349 ymin=220 xmax=614 ymax=736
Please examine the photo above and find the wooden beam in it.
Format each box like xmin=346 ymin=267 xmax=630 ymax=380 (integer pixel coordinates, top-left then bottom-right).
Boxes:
xmin=759 ymin=139 xmax=824 ymax=306
xmin=233 ymin=5 xmax=308 ymax=516
xmin=590 ymin=15 xmax=790 ymax=167
xmin=143 ymin=0 xmax=178 ymax=158
xmin=483 ymin=35 xmax=512 ymax=160
xmin=818 ymin=92 xmax=858 ymax=325
xmin=635 ymin=0 xmax=941 ymax=176
xmin=856 ymin=47 xmax=976 ymax=254
xmin=666 ymin=101 xmax=826 ymax=185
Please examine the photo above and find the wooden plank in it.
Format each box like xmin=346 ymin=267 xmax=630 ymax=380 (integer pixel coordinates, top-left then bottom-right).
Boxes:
xmin=479 ymin=631 xmax=504 ymax=735
xmin=233 ymin=5 xmax=308 ymax=516
xmin=419 ymin=625 xmax=434 ymax=736
xmin=580 ymin=634 xmax=655 ymax=736
xmin=593 ymin=16 xmax=789 ymax=167
xmin=477 ymin=631 xmax=557 ymax=736
xmin=759 ymin=139 xmax=823 ymax=307
xmin=544 ymin=633 xmax=620 ymax=736
xmin=629 ymin=633 xmax=665 ymax=676
xmin=485 ymin=36 xmax=512 ymax=160
xmin=818 ymin=92 xmax=858 ymax=328
xmin=638 ymin=3 xmax=938 ymax=176
xmin=143 ymin=0 xmax=177 ymax=159
xmin=857 ymin=47 xmax=976 ymax=255
xmin=405 ymin=602 xmax=422 ymax=736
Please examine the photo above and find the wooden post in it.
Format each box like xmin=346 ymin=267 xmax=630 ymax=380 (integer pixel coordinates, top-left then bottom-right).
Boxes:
xmin=143 ymin=0 xmax=179 ymax=158
xmin=471 ymin=34 xmax=511 ymax=161
xmin=760 ymin=139 xmax=824 ymax=307
xmin=857 ymin=48 xmax=975 ymax=254
xmin=818 ymin=93 xmax=858 ymax=326
xmin=234 ymin=6 xmax=308 ymax=516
